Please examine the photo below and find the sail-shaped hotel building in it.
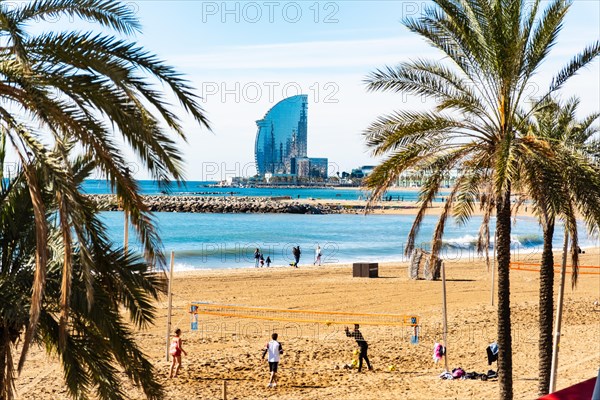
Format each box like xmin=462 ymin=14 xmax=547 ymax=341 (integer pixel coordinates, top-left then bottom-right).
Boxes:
xmin=254 ymin=95 xmax=327 ymax=178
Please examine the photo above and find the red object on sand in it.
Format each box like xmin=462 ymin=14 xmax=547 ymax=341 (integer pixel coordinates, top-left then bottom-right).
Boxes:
xmin=538 ymin=377 xmax=597 ymax=400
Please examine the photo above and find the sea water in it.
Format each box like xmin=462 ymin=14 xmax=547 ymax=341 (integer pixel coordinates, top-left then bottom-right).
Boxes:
xmin=100 ymin=212 xmax=597 ymax=271
xmin=81 ymin=179 xmax=449 ymax=201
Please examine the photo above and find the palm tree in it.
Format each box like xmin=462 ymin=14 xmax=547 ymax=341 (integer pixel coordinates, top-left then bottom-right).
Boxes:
xmin=0 ymin=0 xmax=209 ymax=397
xmin=0 ymin=154 xmax=166 ymax=399
xmin=362 ymin=1 xmax=599 ymax=398
xmin=521 ymin=97 xmax=600 ymax=395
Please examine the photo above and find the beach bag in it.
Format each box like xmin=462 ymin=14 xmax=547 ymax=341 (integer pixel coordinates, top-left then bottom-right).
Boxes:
xmin=432 ymin=343 xmax=446 ymax=363
xmin=487 ymin=369 xmax=498 ymax=379
xmin=452 ymin=367 xmax=465 ymax=379
xmin=465 ymin=372 xmax=477 ymax=380
xmin=439 ymin=371 xmax=453 ymax=380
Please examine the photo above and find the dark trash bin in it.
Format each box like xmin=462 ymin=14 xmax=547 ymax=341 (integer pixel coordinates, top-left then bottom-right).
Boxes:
xmin=352 ymin=262 xmax=378 ymax=278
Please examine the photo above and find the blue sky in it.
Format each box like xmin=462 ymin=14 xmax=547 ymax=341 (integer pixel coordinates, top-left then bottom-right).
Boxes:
xmin=129 ymin=0 xmax=599 ymax=181
xmin=12 ymin=1 xmax=600 ymax=181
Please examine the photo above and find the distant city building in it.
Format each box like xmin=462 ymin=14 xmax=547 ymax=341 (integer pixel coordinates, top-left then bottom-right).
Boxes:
xmin=255 ymin=95 xmax=308 ymax=176
xmin=293 ymin=157 xmax=311 ymax=177
xmin=254 ymin=95 xmax=328 ymax=179
xmin=396 ymin=168 xmax=460 ymax=187
xmin=350 ymin=168 xmax=364 ymax=178
xmin=309 ymin=158 xmax=328 ymax=179
xmin=360 ymin=165 xmax=375 ymax=176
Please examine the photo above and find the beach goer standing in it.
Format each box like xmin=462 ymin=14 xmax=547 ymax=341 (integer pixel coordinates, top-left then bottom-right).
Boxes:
xmin=292 ymin=246 xmax=301 ymax=268
xmin=266 ymin=256 xmax=272 ymax=267
xmin=254 ymin=248 xmax=260 ymax=267
xmin=169 ymin=328 xmax=187 ymax=378
xmin=260 ymin=253 xmax=265 ymax=267
xmin=314 ymin=244 xmax=322 ymax=266
xmin=345 ymin=324 xmax=372 ymax=372
xmin=262 ymin=333 xmax=284 ymax=388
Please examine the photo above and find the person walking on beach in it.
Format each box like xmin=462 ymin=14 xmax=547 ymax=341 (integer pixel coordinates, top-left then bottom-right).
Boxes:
xmin=266 ymin=256 xmax=272 ymax=267
xmin=262 ymin=333 xmax=284 ymax=388
xmin=254 ymin=248 xmax=260 ymax=267
xmin=314 ymin=244 xmax=322 ymax=266
xmin=260 ymin=253 xmax=265 ymax=267
xmin=169 ymin=328 xmax=187 ymax=378
xmin=345 ymin=324 xmax=372 ymax=372
xmin=292 ymin=246 xmax=301 ymax=267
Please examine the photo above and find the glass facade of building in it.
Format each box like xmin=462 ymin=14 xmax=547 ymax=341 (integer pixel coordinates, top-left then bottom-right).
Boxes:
xmin=308 ymin=158 xmax=328 ymax=179
xmin=255 ymin=95 xmax=308 ymax=176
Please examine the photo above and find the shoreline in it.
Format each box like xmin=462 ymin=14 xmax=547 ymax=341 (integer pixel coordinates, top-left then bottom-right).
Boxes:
xmin=169 ymin=244 xmax=600 ymax=275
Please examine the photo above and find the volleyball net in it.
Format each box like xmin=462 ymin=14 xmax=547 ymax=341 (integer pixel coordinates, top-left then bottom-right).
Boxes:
xmin=510 ymin=262 xmax=600 ymax=275
xmin=189 ymin=301 xmax=419 ymax=329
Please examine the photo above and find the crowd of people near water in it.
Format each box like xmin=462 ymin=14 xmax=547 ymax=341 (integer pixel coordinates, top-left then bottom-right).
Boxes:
xmin=253 ymin=248 xmax=271 ymax=267
xmin=252 ymin=244 xmax=323 ymax=268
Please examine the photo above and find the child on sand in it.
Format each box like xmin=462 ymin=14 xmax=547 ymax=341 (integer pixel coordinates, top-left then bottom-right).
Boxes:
xmin=262 ymin=333 xmax=284 ymax=388
xmin=169 ymin=328 xmax=187 ymax=378
xmin=266 ymin=256 xmax=271 ymax=267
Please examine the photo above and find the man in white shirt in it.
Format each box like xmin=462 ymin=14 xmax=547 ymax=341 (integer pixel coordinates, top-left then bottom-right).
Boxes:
xmin=262 ymin=333 xmax=284 ymax=387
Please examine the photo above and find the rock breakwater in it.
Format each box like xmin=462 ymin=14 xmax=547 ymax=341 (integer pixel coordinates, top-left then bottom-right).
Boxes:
xmin=86 ymin=195 xmax=367 ymax=214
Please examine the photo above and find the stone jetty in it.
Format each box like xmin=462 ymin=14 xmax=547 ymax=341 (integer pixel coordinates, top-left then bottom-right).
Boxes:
xmin=86 ymin=195 xmax=370 ymax=214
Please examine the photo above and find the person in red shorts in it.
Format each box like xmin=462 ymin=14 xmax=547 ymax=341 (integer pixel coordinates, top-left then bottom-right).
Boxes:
xmin=169 ymin=328 xmax=187 ymax=378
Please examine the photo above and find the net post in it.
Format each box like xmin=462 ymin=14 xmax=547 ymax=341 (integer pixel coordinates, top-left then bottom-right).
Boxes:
xmin=166 ymin=251 xmax=175 ymax=361
xmin=190 ymin=303 xmax=199 ymax=331
xmin=441 ymin=261 xmax=449 ymax=372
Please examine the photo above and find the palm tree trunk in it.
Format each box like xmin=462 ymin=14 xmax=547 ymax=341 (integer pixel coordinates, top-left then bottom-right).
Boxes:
xmin=538 ymin=220 xmax=555 ymax=395
xmin=0 ymin=328 xmax=6 ymax=400
xmin=496 ymin=188 xmax=513 ymax=400
xmin=549 ymin=230 xmax=569 ymax=392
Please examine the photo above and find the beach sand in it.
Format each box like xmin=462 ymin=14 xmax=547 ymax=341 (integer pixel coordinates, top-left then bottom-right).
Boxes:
xmin=15 ymin=249 xmax=600 ymax=399
xmin=292 ymin=198 xmax=538 ymax=217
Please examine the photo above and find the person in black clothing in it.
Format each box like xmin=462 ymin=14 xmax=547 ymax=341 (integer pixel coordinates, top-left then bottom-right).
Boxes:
xmin=292 ymin=246 xmax=301 ymax=267
xmin=345 ymin=324 xmax=372 ymax=372
xmin=254 ymin=248 xmax=260 ymax=267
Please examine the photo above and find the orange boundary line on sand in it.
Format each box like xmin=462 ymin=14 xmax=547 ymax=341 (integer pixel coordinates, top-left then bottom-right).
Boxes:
xmin=510 ymin=262 xmax=600 ymax=275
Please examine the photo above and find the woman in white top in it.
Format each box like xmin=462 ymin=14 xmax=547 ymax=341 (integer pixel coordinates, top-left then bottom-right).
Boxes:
xmin=314 ymin=244 xmax=322 ymax=266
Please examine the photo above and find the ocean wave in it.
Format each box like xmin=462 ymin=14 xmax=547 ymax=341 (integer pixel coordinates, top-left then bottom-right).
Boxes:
xmin=174 ymin=247 xmax=257 ymax=257
xmin=511 ymin=233 xmax=544 ymax=247
xmin=442 ymin=234 xmax=479 ymax=249
xmin=442 ymin=233 xmax=544 ymax=249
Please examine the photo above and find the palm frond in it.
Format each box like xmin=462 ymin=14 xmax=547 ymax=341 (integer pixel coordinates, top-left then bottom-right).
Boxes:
xmin=548 ymin=41 xmax=600 ymax=94
xmin=15 ymin=0 xmax=141 ymax=35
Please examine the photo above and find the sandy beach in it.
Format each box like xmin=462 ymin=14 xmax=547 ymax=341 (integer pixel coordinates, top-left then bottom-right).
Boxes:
xmin=294 ymin=198 xmax=538 ymax=217
xmin=15 ymin=247 xmax=599 ymax=399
